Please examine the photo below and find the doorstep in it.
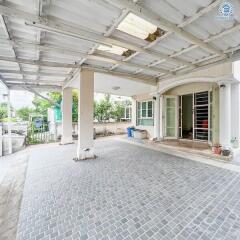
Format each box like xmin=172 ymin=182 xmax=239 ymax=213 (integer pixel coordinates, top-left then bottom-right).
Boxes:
xmin=116 ymin=136 xmax=240 ymax=173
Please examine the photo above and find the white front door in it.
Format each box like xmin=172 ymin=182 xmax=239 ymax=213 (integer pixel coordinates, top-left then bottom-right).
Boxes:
xmin=164 ymin=96 xmax=178 ymax=139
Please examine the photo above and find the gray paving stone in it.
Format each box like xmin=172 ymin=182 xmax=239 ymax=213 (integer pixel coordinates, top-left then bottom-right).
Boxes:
xmin=16 ymin=139 xmax=240 ymax=240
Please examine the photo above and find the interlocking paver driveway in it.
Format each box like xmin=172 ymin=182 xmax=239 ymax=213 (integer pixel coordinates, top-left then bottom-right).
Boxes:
xmin=17 ymin=139 xmax=240 ymax=240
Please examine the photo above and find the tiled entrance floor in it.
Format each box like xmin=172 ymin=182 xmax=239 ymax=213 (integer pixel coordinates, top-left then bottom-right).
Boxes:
xmin=17 ymin=139 xmax=240 ymax=240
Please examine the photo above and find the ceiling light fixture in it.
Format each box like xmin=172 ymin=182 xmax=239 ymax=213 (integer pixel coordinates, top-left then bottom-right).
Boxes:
xmin=112 ymin=86 xmax=120 ymax=90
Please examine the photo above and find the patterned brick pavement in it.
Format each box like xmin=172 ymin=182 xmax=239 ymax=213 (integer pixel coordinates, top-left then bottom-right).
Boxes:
xmin=17 ymin=139 xmax=240 ymax=240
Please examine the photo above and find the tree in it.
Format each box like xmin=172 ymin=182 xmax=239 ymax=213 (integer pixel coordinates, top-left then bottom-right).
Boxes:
xmin=49 ymin=92 xmax=62 ymax=103
xmin=72 ymin=90 xmax=78 ymax=122
xmin=22 ymin=91 xmax=79 ymax=122
xmin=32 ymin=96 xmax=51 ymax=116
xmin=94 ymin=94 xmax=113 ymax=122
xmin=0 ymin=103 xmax=8 ymax=121
xmin=112 ymin=103 xmax=124 ymax=122
xmin=16 ymin=107 xmax=34 ymax=121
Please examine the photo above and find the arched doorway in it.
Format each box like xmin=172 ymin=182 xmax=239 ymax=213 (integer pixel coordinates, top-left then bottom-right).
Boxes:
xmin=160 ymin=80 xmax=219 ymax=144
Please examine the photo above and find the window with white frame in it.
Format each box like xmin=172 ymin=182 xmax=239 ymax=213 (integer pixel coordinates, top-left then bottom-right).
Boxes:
xmin=137 ymin=101 xmax=154 ymax=126
xmin=122 ymin=106 xmax=132 ymax=121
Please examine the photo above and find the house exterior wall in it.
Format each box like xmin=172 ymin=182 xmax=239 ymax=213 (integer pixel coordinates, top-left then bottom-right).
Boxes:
xmin=131 ymin=93 xmax=154 ymax=139
xmin=164 ymin=82 xmax=219 ymax=145
xmin=131 ymin=62 xmax=238 ymax=150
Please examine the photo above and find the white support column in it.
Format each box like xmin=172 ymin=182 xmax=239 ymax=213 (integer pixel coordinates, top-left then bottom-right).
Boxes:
xmin=7 ymin=91 xmax=12 ymax=154
xmin=48 ymin=108 xmax=57 ymax=141
xmin=131 ymin=98 xmax=137 ymax=126
xmin=231 ymin=82 xmax=240 ymax=148
xmin=219 ymin=83 xmax=231 ymax=148
xmin=76 ymin=70 xmax=95 ymax=160
xmin=154 ymin=93 xmax=160 ymax=140
xmin=61 ymin=87 xmax=73 ymax=144
xmin=159 ymin=95 xmax=164 ymax=139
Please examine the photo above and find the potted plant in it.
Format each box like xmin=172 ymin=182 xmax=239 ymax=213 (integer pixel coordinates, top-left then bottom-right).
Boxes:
xmin=212 ymin=144 xmax=222 ymax=155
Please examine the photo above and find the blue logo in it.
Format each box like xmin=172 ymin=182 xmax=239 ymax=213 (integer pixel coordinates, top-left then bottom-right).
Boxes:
xmin=217 ymin=2 xmax=234 ymax=20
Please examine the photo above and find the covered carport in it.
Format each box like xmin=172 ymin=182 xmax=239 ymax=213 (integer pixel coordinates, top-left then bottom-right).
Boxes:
xmin=1 ymin=0 xmax=240 ymax=159
xmin=1 ymin=1 xmax=240 ymax=240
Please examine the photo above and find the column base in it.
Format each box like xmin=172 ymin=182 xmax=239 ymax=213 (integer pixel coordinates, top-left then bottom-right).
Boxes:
xmin=60 ymin=136 xmax=73 ymax=145
xmin=75 ymin=148 xmax=96 ymax=161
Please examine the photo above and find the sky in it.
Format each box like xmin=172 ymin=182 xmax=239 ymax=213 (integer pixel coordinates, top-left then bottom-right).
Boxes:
xmin=0 ymin=89 xmax=130 ymax=110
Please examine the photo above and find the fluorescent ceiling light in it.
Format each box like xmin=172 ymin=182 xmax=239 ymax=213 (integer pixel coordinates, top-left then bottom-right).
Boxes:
xmin=97 ymin=45 xmax=127 ymax=55
xmin=117 ymin=13 xmax=158 ymax=40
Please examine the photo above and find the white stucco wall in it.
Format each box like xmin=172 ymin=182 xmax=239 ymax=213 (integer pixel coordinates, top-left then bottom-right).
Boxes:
xmin=131 ymin=62 xmax=235 ymax=142
xmin=131 ymin=93 xmax=154 ymax=139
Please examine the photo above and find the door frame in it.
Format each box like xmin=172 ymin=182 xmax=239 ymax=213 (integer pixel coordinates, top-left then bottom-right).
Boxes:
xmin=164 ymin=95 xmax=179 ymax=139
xmin=179 ymin=91 xmax=212 ymax=143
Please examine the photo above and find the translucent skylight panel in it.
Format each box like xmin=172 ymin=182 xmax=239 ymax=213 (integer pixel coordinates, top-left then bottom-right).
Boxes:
xmin=117 ymin=13 xmax=158 ymax=39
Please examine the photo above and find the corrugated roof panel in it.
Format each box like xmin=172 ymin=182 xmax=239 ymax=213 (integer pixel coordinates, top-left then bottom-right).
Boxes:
xmin=6 ymin=0 xmax=38 ymax=14
xmin=155 ymin=34 xmax=191 ymax=53
xmin=141 ymin=0 xmax=184 ymax=24
xmin=156 ymin=62 xmax=177 ymax=71
xmin=49 ymin=0 xmax=121 ymax=34
xmin=39 ymin=66 xmax=70 ymax=74
xmin=23 ymin=75 xmax=37 ymax=81
xmin=115 ymin=65 xmax=138 ymax=73
xmin=183 ymin=22 xmax=211 ymax=40
xmin=185 ymin=11 xmax=235 ymax=38
xmin=178 ymin=47 xmax=211 ymax=62
xmin=0 ymin=61 xmax=19 ymax=69
xmin=129 ymin=53 xmax=159 ymax=66
xmin=41 ymin=51 xmax=82 ymax=62
xmin=1 ymin=0 xmax=240 ymax=86
xmin=15 ymin=49 xmax=39 ymax=60
xmin=138 ymin=69 xmax=158 ymax=77
xmin=0 ymin=49 xmax=15 ymax=58
xmin=43 ymin=33 xmax=95 ymax=54
xmin=41 ymin=55 xmax=82 ymax=64
xmin=156 ymin=61 xmax=179 ymax=69
xmin=150 ymin=44 xmax=175 ymax=55
xmin=212 ymin=31 xmax=240 ymax=51
xmin=20 ymin=64 xmax=40 ymax=72
xmin=39 ymin=76 xmax=65 ymax=81
xmin=1 ymin=73 xmax=22 ymax=79
xmin=165 ymin=0 xmax=205 ymax=17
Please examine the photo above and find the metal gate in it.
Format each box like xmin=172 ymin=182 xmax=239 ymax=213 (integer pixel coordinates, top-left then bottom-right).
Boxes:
xmin=193 ymin=91 xmax=209 ymax=141
xmin=26 ymin=122 xmax=55 ymax=145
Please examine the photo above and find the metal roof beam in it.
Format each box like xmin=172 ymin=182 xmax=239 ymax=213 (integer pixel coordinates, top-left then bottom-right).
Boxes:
xmin=7 ymin=83 xmax=62 ymax=90
xmin=0 ymin=56 xmax=81 ymax=68
xmin=0 ymin=69 xmax=69 ymax=77
xmin=0 ymin=15 xmax=25 ymax=82
xmin=22 ymin=86 xmax=59 ymax=106
xmin=0 ymin=38 xmax=173 ymax=75
xmin=0 ymin=4 xmax=195 ymax=69
xmin=0 ymin=56 xmax=157 ymax=86
xmin=82 ymin=65 xmax=157 ymax=86
xmin=102 ymin=0 xmax=223 ymax=71
xmin=4 ymin=78 xmax=64 ymax=83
